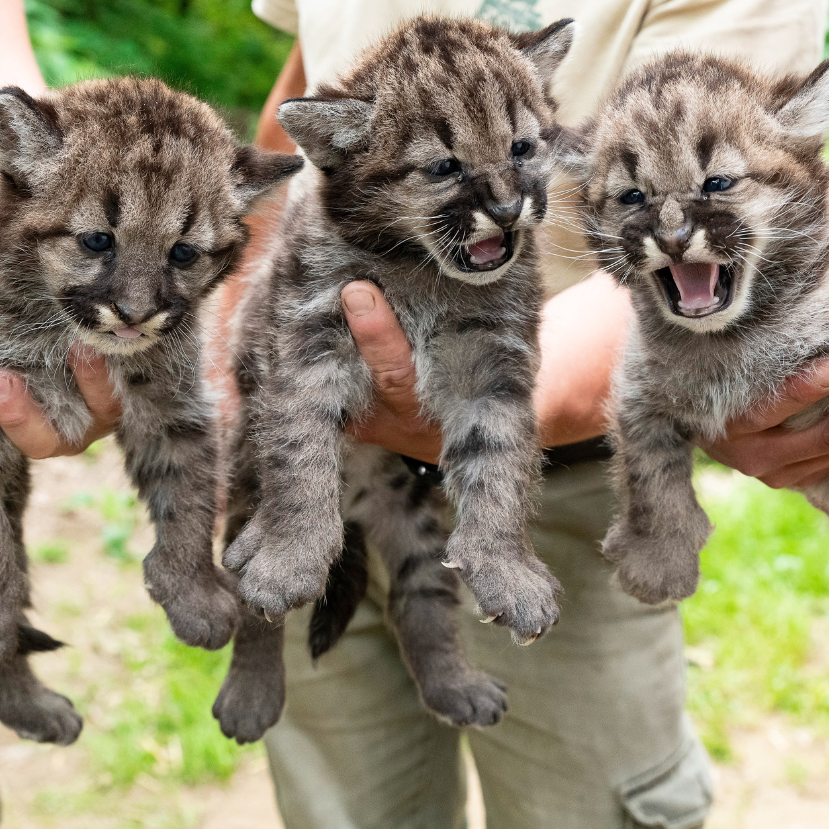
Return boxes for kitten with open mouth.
[554,50,829,604]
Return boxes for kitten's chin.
[77,329,159,355]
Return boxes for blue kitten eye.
[511,140,534,157]
[702,177,733,193]
[170,242,199,265]
[619,189,645,205]
[82,232,113,252]
[431,159,461,177]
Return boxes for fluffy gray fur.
[214,16,576,741]
[0,77,301,744]
[556,53,829,603]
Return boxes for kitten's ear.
[549,124,593,184]
[278,97,372,168]
[777,60,829,144]
[511,18,576,83]
[0,86,63,181]
[231,146,304,211]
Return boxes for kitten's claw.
[441,560,461,569]
[450,540,562,641]
[480,615,498,624]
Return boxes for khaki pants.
[264,462,713,829]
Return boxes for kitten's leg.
[212,606,285,744]
[223,316,370,619]
[0,437,30,662]
[425,330,560,643]
[603,394,711,604]
[120,381,238,651]
[346,449,507,727]
[213,396,287,744]
[0,616,82,746]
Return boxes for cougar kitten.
[557,53,829,603]
[0,78,301,744]
[213,16,574,741]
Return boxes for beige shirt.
[253,0,828,291]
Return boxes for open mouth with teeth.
[656,263,736,318]
[452,231,516,273]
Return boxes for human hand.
[702,360,829,488]
[0,346,120,459]
[341,281,442,464]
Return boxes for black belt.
[400,435,611,486]
[542,435,613,471]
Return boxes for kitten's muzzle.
[656,262,736,318]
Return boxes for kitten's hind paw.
[146,563,239,650]
[602,521,705,605]
[421,669,508,728]
[0,683,83,746]
[212,661,286,744]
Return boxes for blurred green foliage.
[25,0,293,136]
[685,470,829,761]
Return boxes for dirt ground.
[1,443,828,827]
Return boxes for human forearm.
[0,0,45,93]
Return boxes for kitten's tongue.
[113,327,143,340]
[467,233,506,265]
[669,263,720,311]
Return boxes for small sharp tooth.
[441,559,461,569]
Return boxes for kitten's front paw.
[212,660,285,744]
[224,521,333,618]
[145,558,239,650]
[602,520,707,605]
[0,683,83,746]
[421,669,508,728]
[454,546,561,642]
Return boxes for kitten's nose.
[486,198,523,228]
[113,300,159,325]
[654,224,693,259]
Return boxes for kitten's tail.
[17,624,65,656]
[308,522,368,660]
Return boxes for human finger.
[341,281,421,419]
[0,371,68,459]
[69,344,121,440]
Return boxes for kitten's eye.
[619,189,645,205]
[511,140,534,157]
[82,232,114,252]
[430,159,461,177]
[702,176,733,193]
[170,242,199,265]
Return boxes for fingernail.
[342,288,376,317]
[0,374,12,402]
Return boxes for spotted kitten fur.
[0,78,301,744]
[557,53,829,603]
[213,16,574,741]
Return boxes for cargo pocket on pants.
[618,733,713,829]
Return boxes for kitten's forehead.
[594,71,770,195]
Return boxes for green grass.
[684,468,829,761]
[32,539,70,564]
